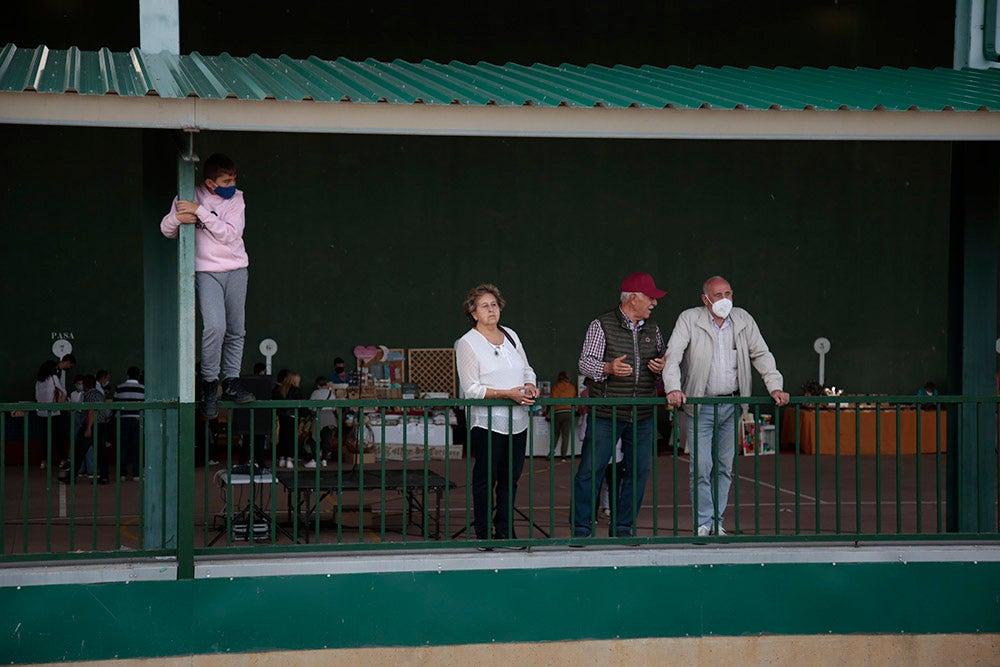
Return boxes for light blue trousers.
[685,403,737,530]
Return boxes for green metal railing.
[1,395,997,570]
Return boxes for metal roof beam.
[2,92,999,140]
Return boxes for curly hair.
[463,283,506,326]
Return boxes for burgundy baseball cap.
[621,272,667,298]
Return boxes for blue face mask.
[214,184,237,199]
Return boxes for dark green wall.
[1,561,998,663]
[0,125,952,400]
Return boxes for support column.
[947,141,999,533]
[141,130,197,577]
[175,135,197,579]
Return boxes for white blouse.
[455,326,537,435]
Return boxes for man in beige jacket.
[662,276,789,537]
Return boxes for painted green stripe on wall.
[2,561,998,664]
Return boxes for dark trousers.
[74,424,109,480]
[471,427,526,540]
[119,418,141,477]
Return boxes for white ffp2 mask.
[710,297,733,319]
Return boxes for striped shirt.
[113,379,145,419]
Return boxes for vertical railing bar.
[426,404,434,540]
[21,413,30,553]
[936,402,944,533]
[834,404,841,535]
[813,401,820,535]
[137,412,145,549]
[114,414,122,551]
[712,402,720,536]
[895,404,903,535]
[548,399,556,536]
[49,413,57,553]
[671,408,679,536]
[854,405,861,536]
[915,400,923,534]
[692,405,699,536]
[875,401,882,535]
[774,404,782,535]
[794,404,801,535]
[201,417,210,546]
[651,402,659,537]
[527,404,535,540]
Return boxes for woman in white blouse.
[455,284,538,546]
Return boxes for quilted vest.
[585,309,660,421]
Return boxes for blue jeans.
[685,404,737,530]
[573,415,653,537]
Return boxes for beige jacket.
[662,306,783,412]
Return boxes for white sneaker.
[304,460,317,469]
[284,459,295,469]
[697,523,726,537]
[321,459,328,467]
[278,457,287,468]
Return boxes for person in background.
[455,283,538,549]
[35,360,69,471]
[549,371,578,462]
[113,366,145,480]
[160,152,256,419]
[328,357,349,384]
[56,354,76,395]
[663,275,788,537]
[71,374,111,485]
[305,376,335,468]
[69,375,86,403]
[252,362,267,376]
[95,369,111,397]
[272,369,303,468]
[573,272,667,540]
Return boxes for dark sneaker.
[201,380,220,419]
[221,377,255,404]
[57,461,71,484]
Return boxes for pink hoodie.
[160,185,249,272]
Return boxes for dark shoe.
[57,461,71,484]
[476,545,494,552]
[221,377,255,404]
[97,477,109,485]
[201,380,220,419]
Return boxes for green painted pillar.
[141,131,198,577]
[947,141,999,533]
[142,130,179,552]
[174,135,197,580]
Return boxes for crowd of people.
[33,355,146,485]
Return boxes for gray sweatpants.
[196,268,248,383]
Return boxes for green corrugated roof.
[3,43,1000,111]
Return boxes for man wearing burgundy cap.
[573,272,668,540]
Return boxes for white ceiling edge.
[2,92,999,140]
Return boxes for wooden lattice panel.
[407,348,456,397]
